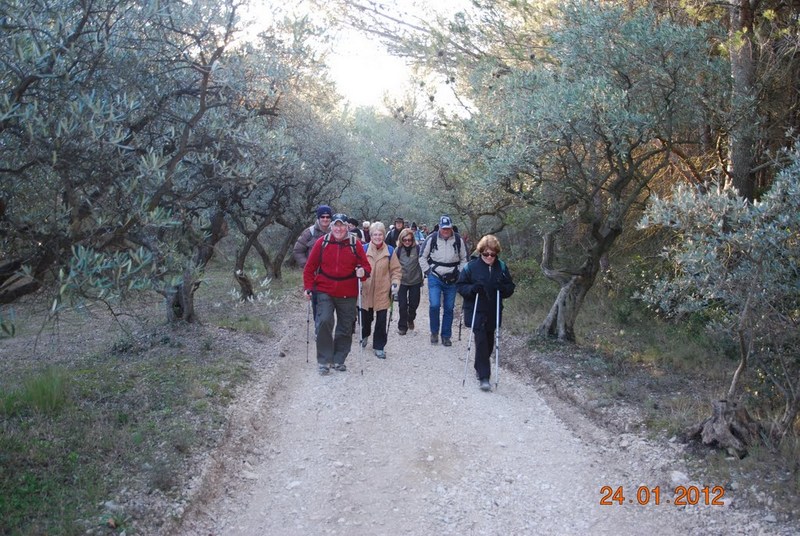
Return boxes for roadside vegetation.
[1,0,798,533]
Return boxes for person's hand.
[472,283,486,296]
[355,266,365,278]
[304,289,312,301]
[391,283,398,301]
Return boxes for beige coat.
[361,243,402,310]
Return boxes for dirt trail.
[174,293,784,535]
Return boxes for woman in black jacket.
[456,235,515,391]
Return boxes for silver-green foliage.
[0,0,309,315]
[638,142,800,431]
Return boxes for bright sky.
[243,0,471,109]
[326,32,413,109]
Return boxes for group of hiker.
[295,205,515,392]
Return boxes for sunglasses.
[401,237,414,242]
[481,252,497,258]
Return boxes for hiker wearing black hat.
[293,205,334,268]
[385,216,405,248]
[419,215,468,347]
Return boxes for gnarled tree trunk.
[537,232,600,342]
[685,400,761,458]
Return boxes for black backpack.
[425,232,463,283]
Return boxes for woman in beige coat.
[359,221,402,358]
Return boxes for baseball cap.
[439,215,453,229]
[331,213,348,224]
[316,205,332,218]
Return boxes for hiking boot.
[442,337,452,347]
[480,379,491,391]
[398,328,407,335]
[333,363,347,372]
[430,333,439,344]
[375,349,386,359]
[360,336,369,348]
[408,320,415,330]
[318,364,330,375]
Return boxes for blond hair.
[475,234,502,255]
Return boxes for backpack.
[426,232,463,281]
[316,233,360,281]
[427,231,462,258]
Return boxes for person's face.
[331,221,348,239]
[439,227,453,239]
[401,234,415,247]
[395,220,404,229]
[480,249,497,266]
[371,230,385,246]
[318,214,331,230]
[347,222,355,230]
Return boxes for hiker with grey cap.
[303,213,371,375]
[419,215,467,347]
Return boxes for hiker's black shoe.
[333,363,347,372]
[430,333,439,344]
[360,336,369,348]
[398,328,407,335]
[408,320,415,330]
[318,364,330,375]
[442,337,452,347]
[480,379,491,391]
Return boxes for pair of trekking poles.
[306,282,500,388]
[462,290,502,390]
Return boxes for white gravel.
[173,295,789,536]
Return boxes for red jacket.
[303,234,371,298]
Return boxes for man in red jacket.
[303,213,371,375]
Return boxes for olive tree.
[464,2,728,341]
[638,142,800,452]
[0,0,325,322]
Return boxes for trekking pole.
[306,299,311,363]
[458,295,462,341]
[387,293,394,338]
[495,289,501,389]
[357,275,364,375]
[462,294,479,386]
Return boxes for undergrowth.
[0,257,293,535]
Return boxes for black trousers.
[360,308,388,350]
[397,283,421,330]
[473,326,496,381]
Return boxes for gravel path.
[174,294,786,535]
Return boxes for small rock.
[285,480,301,490]
[670,470,689,486]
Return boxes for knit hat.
[316,205,332,219]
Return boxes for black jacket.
[456,256,515,330]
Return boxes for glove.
[472,283,486,296]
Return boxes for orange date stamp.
[600,485,726,506]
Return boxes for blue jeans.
[428,274,457,339]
